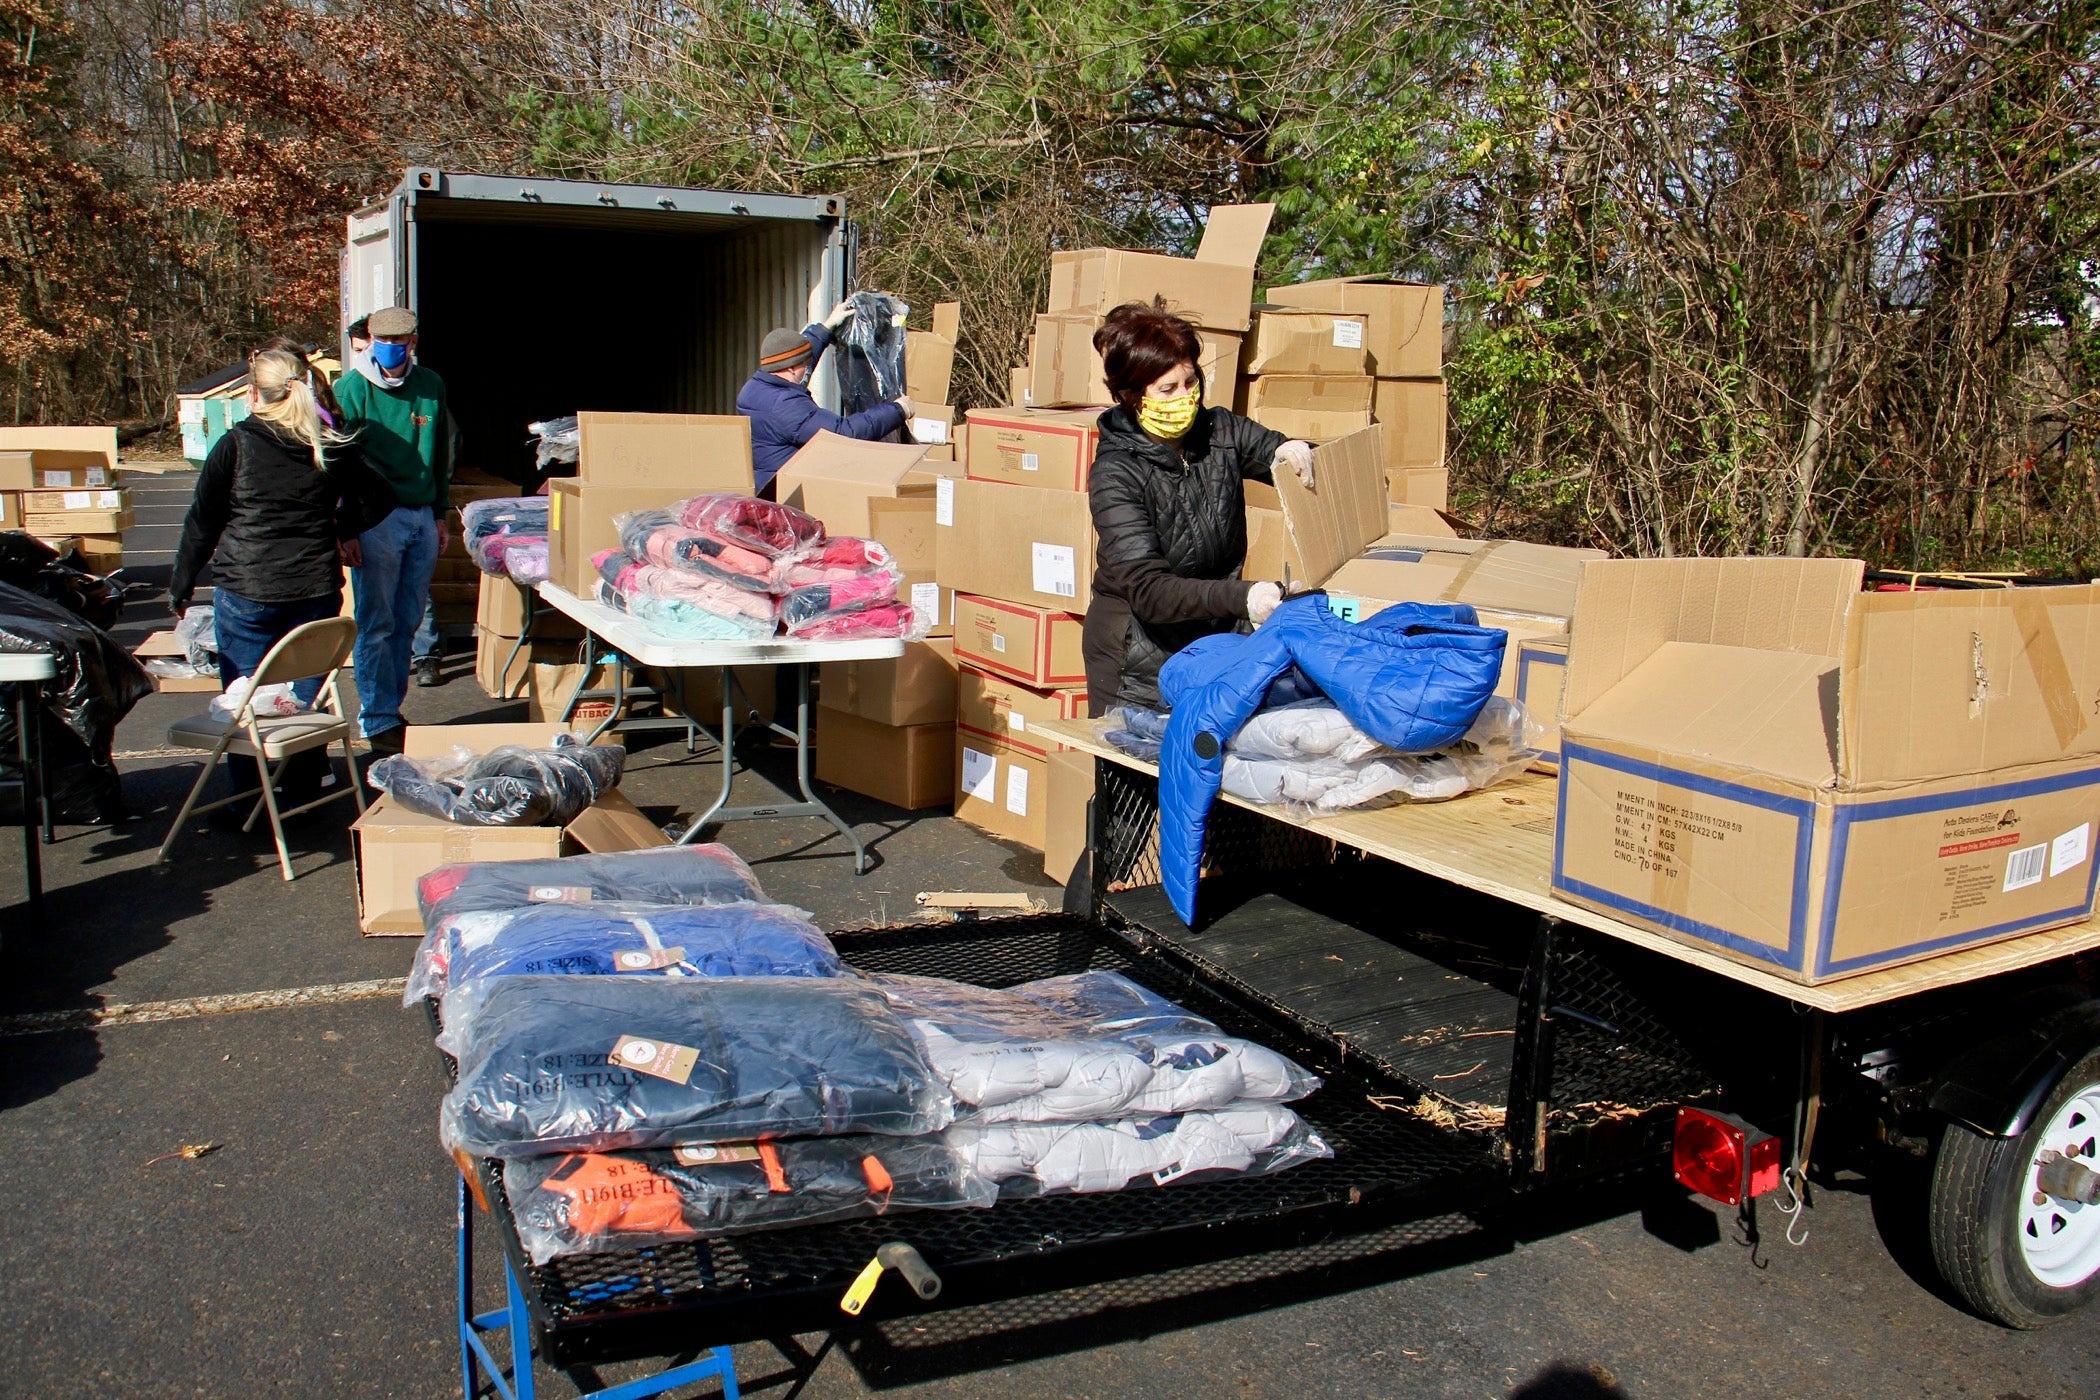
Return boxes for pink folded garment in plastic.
[595,549,779,625]
[781,573,899,629]
[678,494,826,557]
[783,537,896,589]
[787,601,921,641]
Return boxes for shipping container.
[342,168,850,484]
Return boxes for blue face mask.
[371,339,410,371]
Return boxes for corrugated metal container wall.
[690,220,840,416]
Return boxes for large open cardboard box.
[1552,558,2100,983]
[1047,205,1276,333]
[772,431,933,540]
[351,723,666,935]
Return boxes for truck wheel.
[1929,1051,2100,1327]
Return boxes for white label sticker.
[1005,765,1030,816]
[910,582,939,620]
[2051,823,2090,878]
[89,467,107,487]
[935,477,955,527]
[1031,543,1077,599]
[960,746,996,801]
[990,632,1007,653]
[911,416,949,445]
[1332,319,1365,349]
[2005,842,2048,892]
[40,471,66,488]
[1021,452,1040,473]
[62,491,90,509]
[1006,711,1026,731]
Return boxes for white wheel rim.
[2018,1081,2100,1288]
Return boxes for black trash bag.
[0,536,123,631]
[368,736,626,827]
[0,579,152,825]
[836,291,910,417]
[0,707,128,826]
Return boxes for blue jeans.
[413,598,442,663]
[211,588,342,707]
[352,506,439,737]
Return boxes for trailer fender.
[1930,1000,2100,1139]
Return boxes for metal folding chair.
[155,616,366,882]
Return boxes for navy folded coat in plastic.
[416,844,766,933]
[439,975,952,1158]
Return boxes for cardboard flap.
[1566,641,1838,786]
[565,789,671,852]
[1194,204,1276,267]
[931,301,961,340]
[403,722,579,758]
[779,430,930,488]
[1563,557,1866,724]
[1275,427,1388,586]
[1839,584,2100,786]
[575,413,754,490]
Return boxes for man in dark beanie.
[736,299,912,492]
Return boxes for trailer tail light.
[1673,1107,1782,1206]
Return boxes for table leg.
[16,680,42,930]
[786,663,869,874]
[677,666,739,846]
[28,682,50,845]
[498,588,535,700]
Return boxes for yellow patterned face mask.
[1137,389,1201,440]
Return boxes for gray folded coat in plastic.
[370,737,626,827]
[438,975,953,1158]
[945,1102,1331,1195]
[870,970,1318,1123]
[504,1135,996,1263]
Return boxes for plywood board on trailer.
[1032,717,2100,1014]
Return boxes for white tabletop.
[535,582,907,668]
[0,652,58,682]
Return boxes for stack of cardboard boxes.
[0,427,125,571]
[1265,278,1448,510]
[904,302,966,472]
[1235,305,1375,447]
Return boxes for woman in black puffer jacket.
[1083,300,1315,713]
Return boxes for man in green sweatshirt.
[334,305,450,752]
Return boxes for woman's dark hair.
[1093,298,1203,413]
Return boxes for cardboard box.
[1265,279,1444,378]
[1048,205,1275,332]
[474,625,580,700]
[957,665,1086,758]
[0,494,16,529]
[951,595,1087,688]
[935,478,1095,611]
[1241,375,1374,442]
[1044,747,1095,887]
[75,534,122,573]
[1373,378,1448,469]
[133,630,222,693]
[351,723,663,935]
[23,508,134,535]
[0,457,28,493]
[1026,315,1238,413]
[906,302,961,406]
[526,658,622,725]
[549,480,687,598]
[820,637,958,728]
[1241,308,1371,376]
[24,452,116,490]
[815,706,955,811]
[908,406,956,448]
[574,412,754,490]
[0,427,117,471]
[655,665,777,726]
[476,573,584,641]
[964,408,1104,492]
[24,488,124,514]
[1008,368,1033,408]
[868,495,951,637]
[773,431,933,539]
[1514,636,1568,771]
[955,731,1048,849]
[1389,467,1450,510]
[1552,559,2100,983]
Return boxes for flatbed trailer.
[436,721,2100,1398]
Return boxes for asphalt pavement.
[1,476,2096,1398]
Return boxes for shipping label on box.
[951,595,1087,688]
[964,408,1103,491]
[1265,279,1444,377]
[0,492,14,528]
[936,478,1096,611]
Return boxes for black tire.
[1929,1050,2100,1327]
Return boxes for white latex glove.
[894,394,916,417]
[824,300,855,328]
[1247,581,1283,626]
[1275,440,1315,488]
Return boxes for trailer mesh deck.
[455,914,1499,1367]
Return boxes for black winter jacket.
[170,417,397,607]
[1083,405,1286,712]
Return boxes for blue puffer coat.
[1156,595,1507,923]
